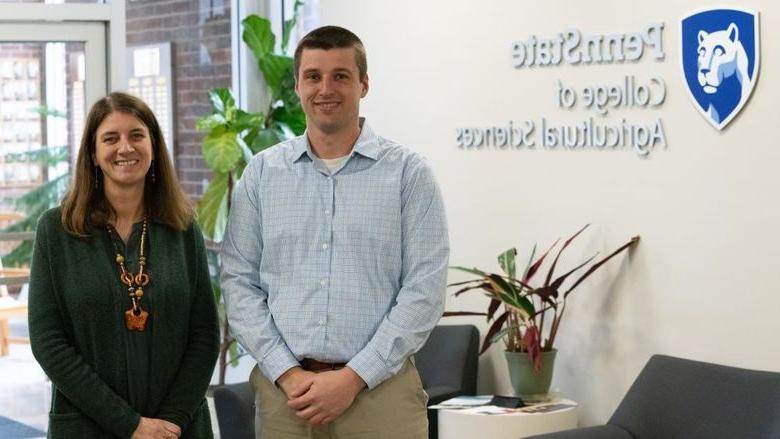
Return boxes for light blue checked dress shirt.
[220,120,449,389]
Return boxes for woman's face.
[93,111,153,191]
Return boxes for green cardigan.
[29,208,219,438]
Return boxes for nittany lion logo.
[681,8,760,130]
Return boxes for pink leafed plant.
[445,225,639,370]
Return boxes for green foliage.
[3,146,69,166]
[195,8,306,383]
[1,107,69,267]
[197,171,229,243]
[195,11,307,240]
[28,105,66,118]
[203,126,244,174]
[446,226,639,371]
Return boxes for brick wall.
[126,0,232,199]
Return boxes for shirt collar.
[291,117,380,163]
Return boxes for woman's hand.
[131,417,181,439]
[159,419,182,438]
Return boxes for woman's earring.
[93,166,99,188]
[150,160,156,184]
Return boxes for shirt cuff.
[259,343,300,384]
[347,347,391,390]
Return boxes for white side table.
[438,398,578,439]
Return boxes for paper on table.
[428,395,492,409]
[519,403,577,414]
[432,395,576,415]
[464,405,514,415]
[463,402,577,415]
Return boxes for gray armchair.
[527,354,780,439]
[213,324,480,439]
[212,381,255,439]
[415,324,480,439]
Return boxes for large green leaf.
[515,294,536,318]
[208,88,235,114]
[497,248,517,279]
[242,15,275,60]
[196,113,228,132]
[242,128,259,154]
[202,127,243,173]
[487,273,535,318]
[236,135,254,164]
[197,172,229,241]
[259,54,293,93]
[487,274,516,298]
[275,68,300,105]
[233,109,264,132]
[272,105,306,135]
[251,127,284,154]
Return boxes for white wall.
[321,0,780,426]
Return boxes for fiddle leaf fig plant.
[445,225,639,371]
[196,12,307,241]
[195,4,306,384]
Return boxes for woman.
[29,92,219,439]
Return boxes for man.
[221,25,449,438]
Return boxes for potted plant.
[445,225,639,397]
[196,5,305,385]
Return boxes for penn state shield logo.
[681,8,760,130]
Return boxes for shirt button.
[324,209,330,215]
[318,319,326,325]
[322,243,329,250]
[320,279,326,287]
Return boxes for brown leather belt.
[300,358,347,372]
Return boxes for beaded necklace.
[107,218,151,331]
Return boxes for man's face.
[295,47,368,137]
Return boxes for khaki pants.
[251,359,428,439]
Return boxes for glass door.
[0,22,105,237]
[0,21,106,432]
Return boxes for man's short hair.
[294,26,367,81]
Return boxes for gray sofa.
[527,354,780,439]
[213,324,479,439]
